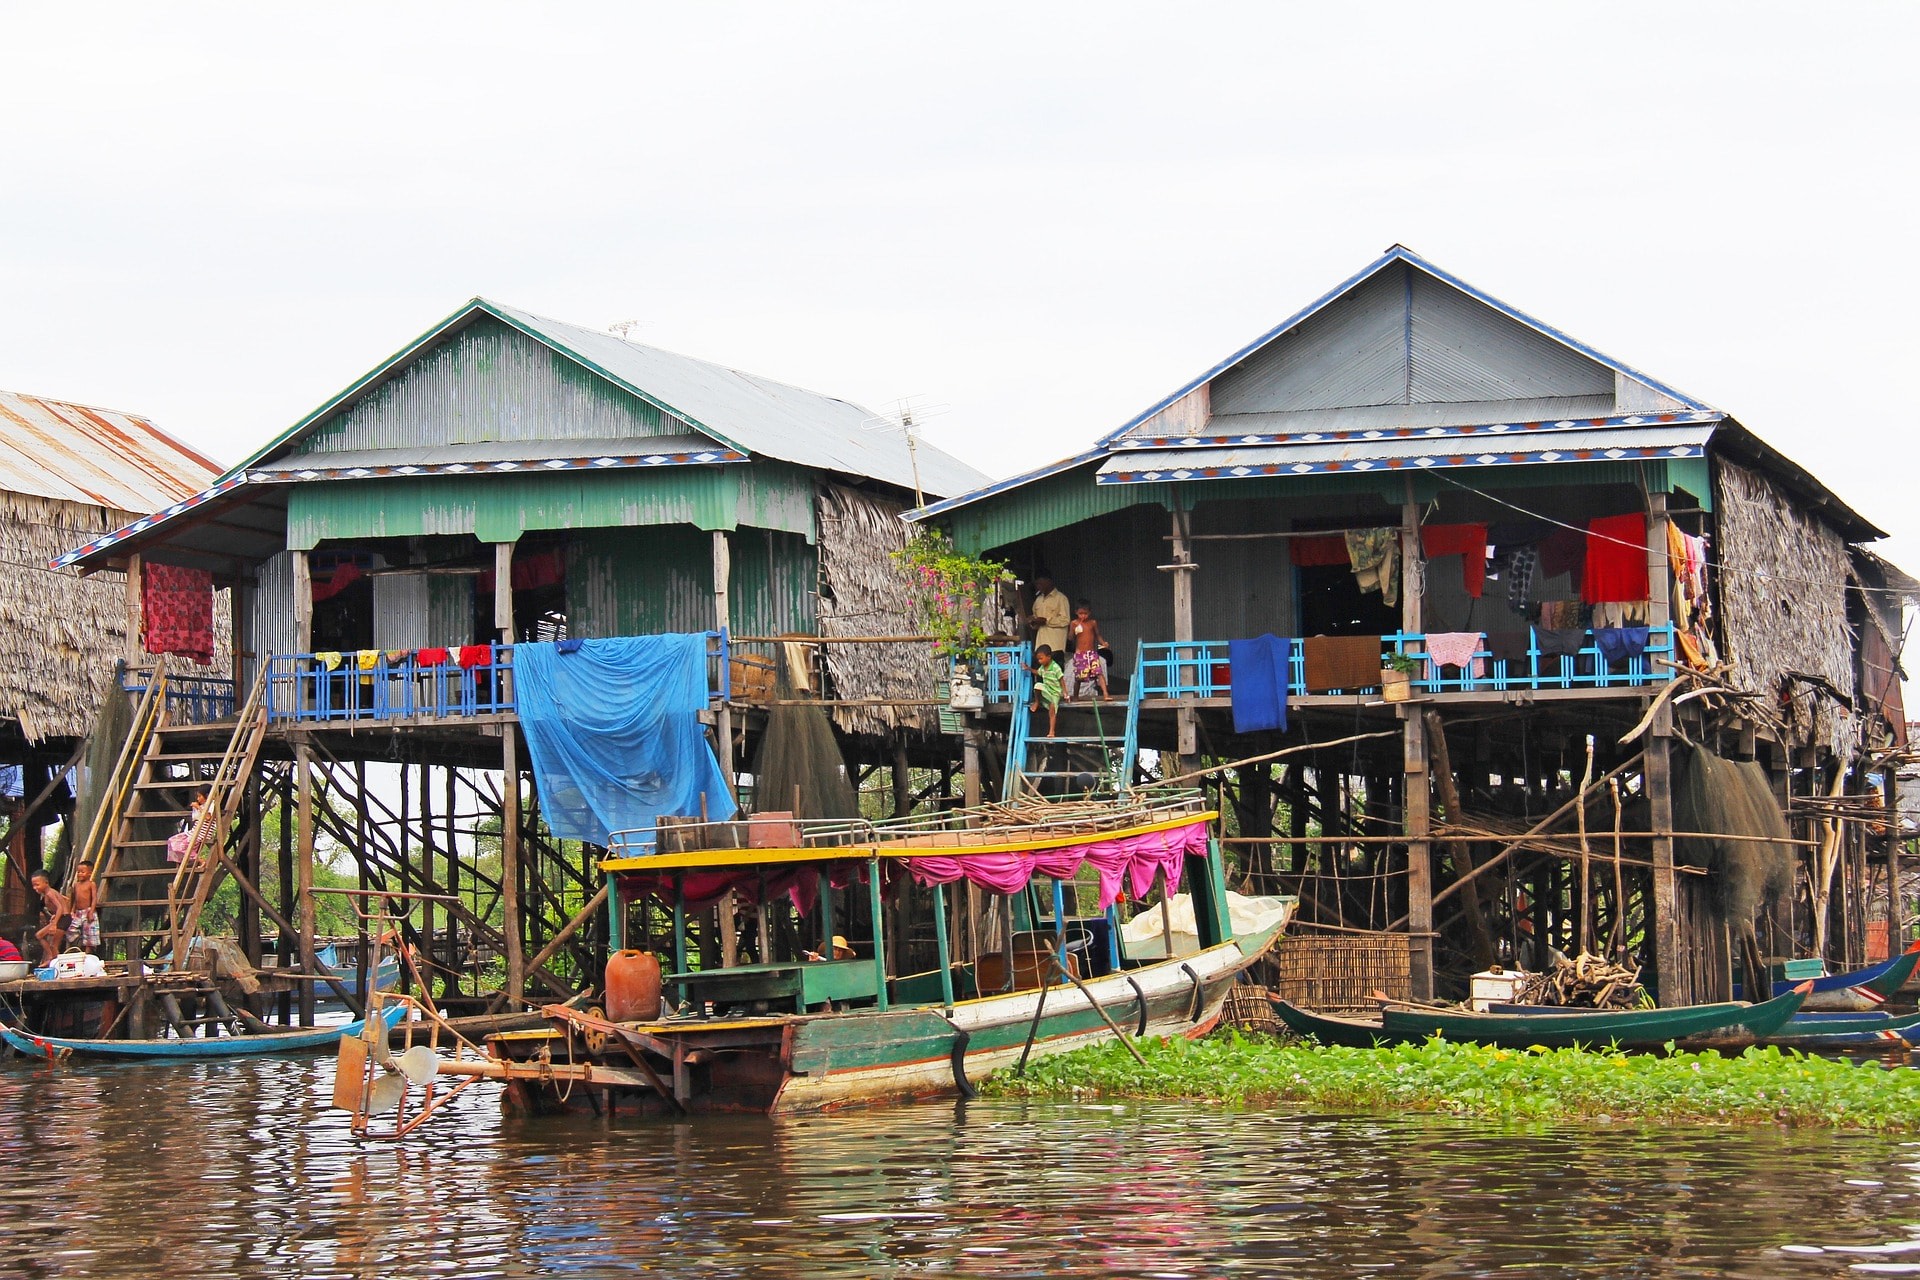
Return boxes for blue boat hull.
[1,1004,406,1061]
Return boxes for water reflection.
[2,1052,1918,1278]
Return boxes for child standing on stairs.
[1066,601,1110,701]
[1028,646,1063,738]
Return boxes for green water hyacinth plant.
[984,1032,1920,1130]
[894,529,1014,664]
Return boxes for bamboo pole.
[1575,736,1594,956]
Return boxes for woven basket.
[1271,933,1412,1011]
[1221,982,1280,1034]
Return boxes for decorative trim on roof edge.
[1109,410,1722,452]
[1097,443,1707,485]
[52,448,751,569]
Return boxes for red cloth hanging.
[309,561,363,603]
[477,547,566,593]
[456,644,494,669]
[1419,523,1488,598]
[1538,526,1586,584]
[1582,513,1650,604]
[416,647,450,667]
[142,562,214,666]
[1289,534,1351,567]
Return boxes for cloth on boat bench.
[1227,635,1290,733]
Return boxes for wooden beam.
[502,728,525,1002]
[493,540,515,642]
[1646,700,1683,1004]
[125,552,144,664]
[1402,708,1433,999]
[292,550,313,654]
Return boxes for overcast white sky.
[3,4,1916,562]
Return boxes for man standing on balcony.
[1027,575,1070,658]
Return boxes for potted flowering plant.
[1380,651,1419,702]
[893,529,1014,682]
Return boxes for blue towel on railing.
[1595,626,1650,663]
[1227,635,1290,734]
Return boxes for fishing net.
[1672,745,1794,922]
[751,672,858,820]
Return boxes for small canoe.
[1491,1001,1920,1051]
[1735,940,1920,1012]
[1268,998,1400,1047]
[1,1003,407,1062]
[1337,985,1810,1051]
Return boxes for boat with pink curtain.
[333,789,1292,1130]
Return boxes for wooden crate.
[1270,933,1412,1011]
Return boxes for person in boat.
[30,870,69,964]
[1028,645,1063,738]
[1065,600,1110,701]
[803,935,857,962]
[68,861,100,954]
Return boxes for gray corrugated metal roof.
[1095,424,1717,482]
[484,302,987,499]
[0,390,220,513]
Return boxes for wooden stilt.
[502,730,525,1003]
[295,744,317,1027]
[1403,708,1434,1000]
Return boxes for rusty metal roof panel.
[0,391,220,513]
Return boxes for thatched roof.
[1715,458,1860,763]
[815,483,940,739]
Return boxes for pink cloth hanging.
[1422,632,1486,679]
[904,819,1210,911]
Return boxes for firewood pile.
[1515,952,1646,1009]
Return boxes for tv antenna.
[862,395,948,508]
[608,319,643,341]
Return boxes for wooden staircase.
[88,668,271,969]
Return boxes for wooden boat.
[2,1003,407,1062]
[1734,939,1920,1012]
[315,944,401,999]
[334,792,1294,1134]
[1269,985,1811,1051]
[1487,994,1906,1051]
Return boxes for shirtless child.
[68,861,100,953]
[1066,601,1110,700]
[31,871,69,964]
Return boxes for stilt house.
[910,246,1913,1005]
[54,300,984,1012]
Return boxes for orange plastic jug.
[606,949,662,1023]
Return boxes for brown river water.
[4,1053,1920,1279]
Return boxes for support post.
[1400,482,1423,637]
[493,541,515,643]
[1646,700,1684,1005]
[295,745,317,1027]
[1403,707,1433,1000]
[711,531,735,783]
[1170,505,1197,764]
[961,726,982,809]
[868,856,889,1011]
[292,550,312,655]
[502,730,525,1004]
[125,553,143,664]
[1646,490,1672,631]
[931,881,955,1007]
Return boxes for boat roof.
[600,805,1217,874]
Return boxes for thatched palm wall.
[0,493,232,747]
[815,483,938,739]
[1714,459,1860,763]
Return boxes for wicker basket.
[1221,982,1280,1034]
[1271,933,1412,1011]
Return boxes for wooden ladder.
[163,666,272,967]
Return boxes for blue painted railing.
[1132,626,1678,700]
[123,670,236,724]
[264,631,731,724]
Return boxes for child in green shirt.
[1029,645,1063,737]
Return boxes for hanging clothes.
[1226,635,1289,734]
[1486,630,1534,666]
[1595,627,1650,663]
[1591,600,1646,630]
[416,647,450,667]
[313,651,344,671]
[1422,632,1486,679]
[1536,628,1588,657]
[142,562,215,666]
[456,644,494,669]
[1343,529,1399,608]
[1499,544,1538,614]
[1303,635,1383,693]
[1538,526,1585,590]
[356,649,381,686]
[1419,523,1488,598]
[1583,513,1649,604]
[1290,534,1352,567]
[1539,599,1584,630]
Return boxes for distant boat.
[315,944,402,999]
[1483,1001,1920,1051]
[1,1004,407,1062]
[1270,984,1810,1051]
[1733,940,1920,1013]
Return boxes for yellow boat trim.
[600,811,1218,873]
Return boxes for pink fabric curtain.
[904,819,1209,910]
[619,860,869,913]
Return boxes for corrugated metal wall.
[298,315,689,453]
[569,525,718,638]
[250,551,300,680]
[1201,262,1615,417]
[728,527,818,638]
[373,570,431,648]
[285,462,816,549]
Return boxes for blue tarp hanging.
[513,635,736,846]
